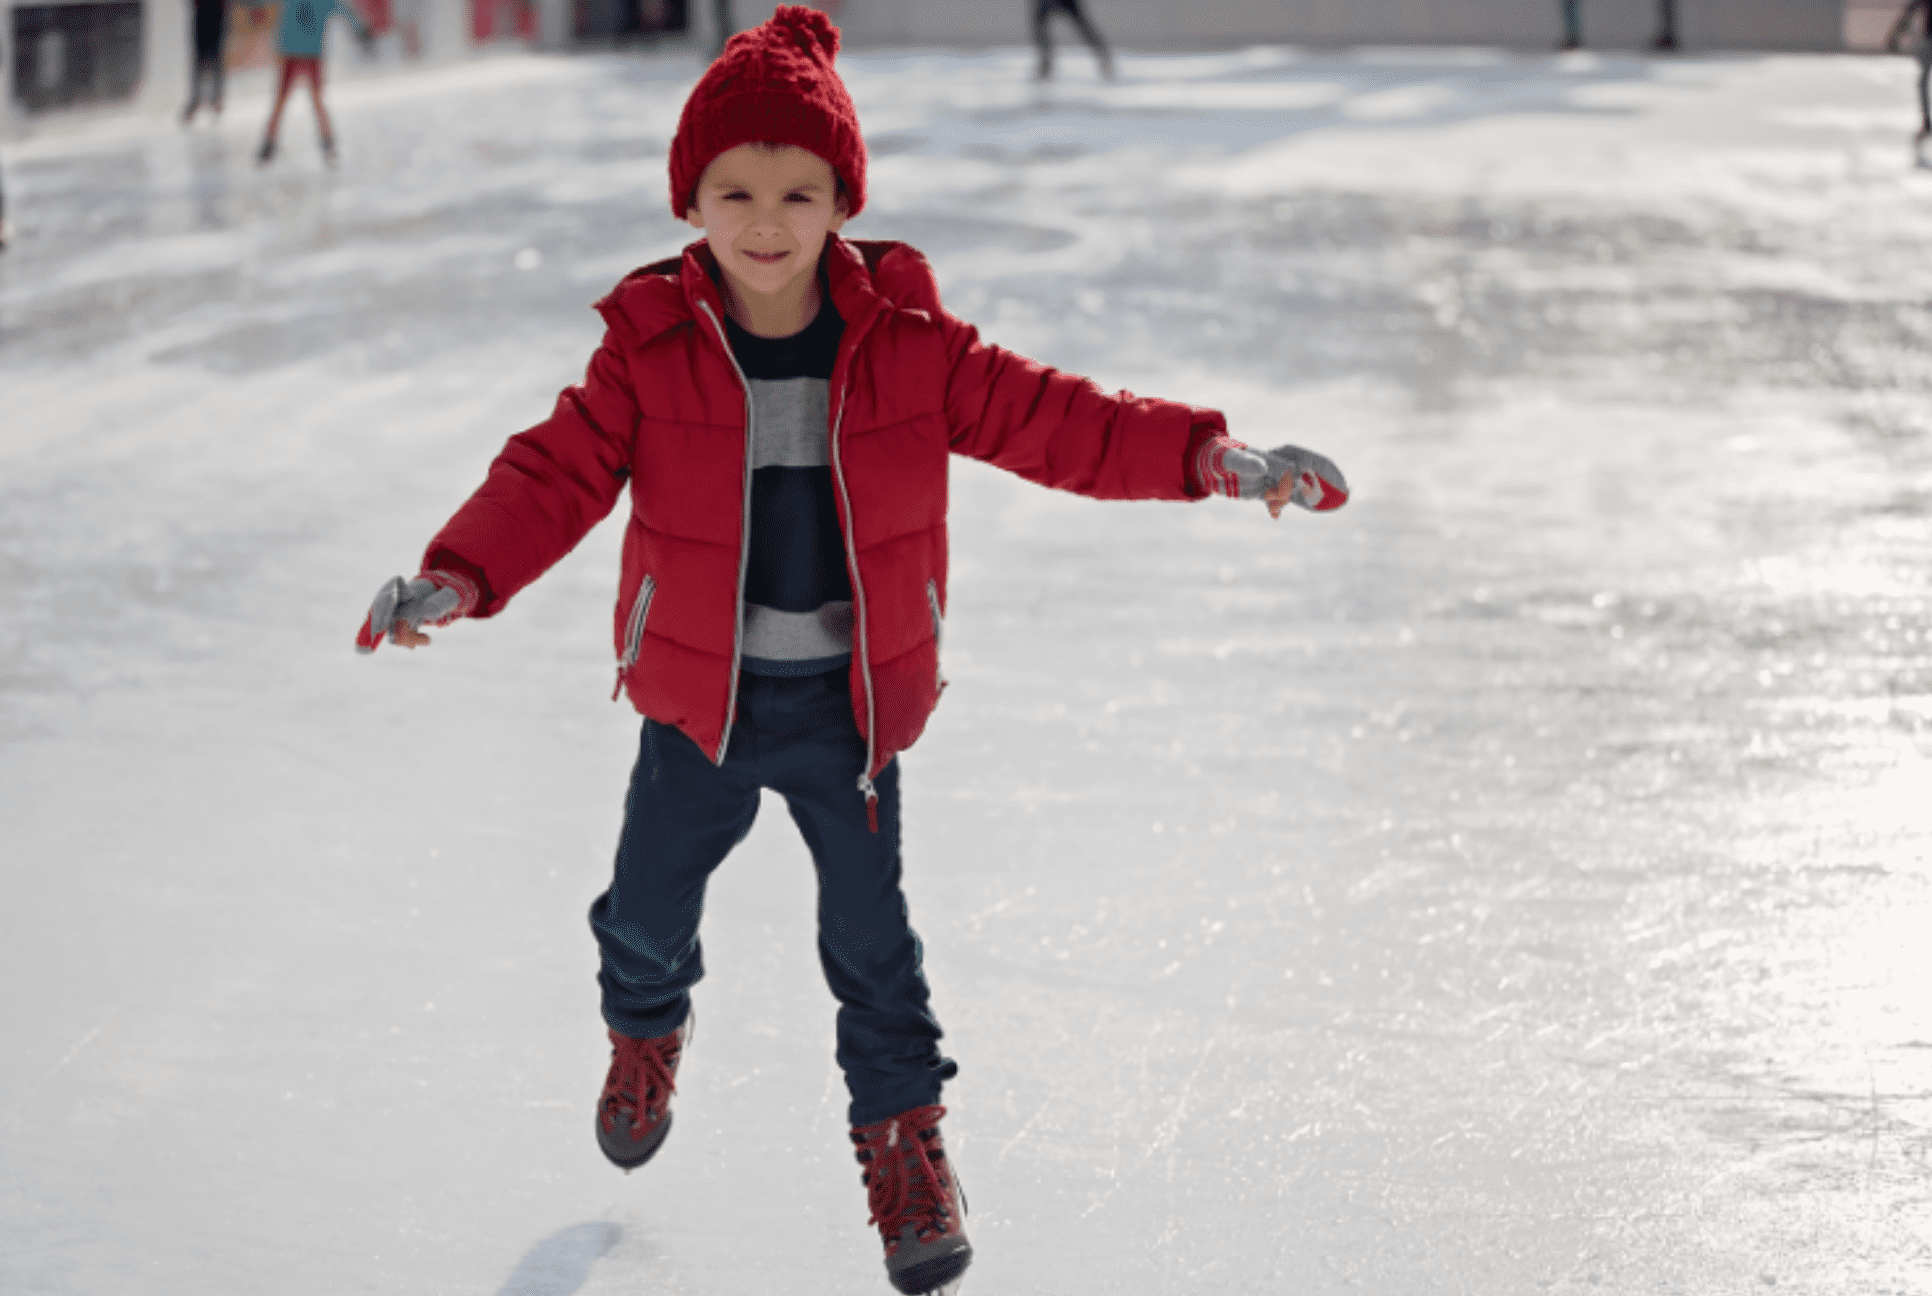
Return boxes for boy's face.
[685,144,848,303]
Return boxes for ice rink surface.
[3,42,1931,1296]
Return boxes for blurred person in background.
[1,37,8,250]
[1889,0,1932,147]
[247,0,375,165]
[1559,0,1581,49]
[181,0,229,124]
[1556,1,1676,52]
[711,0,734,58]
[1033,0,1111,80]
[396,0,425,56]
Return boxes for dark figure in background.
[1653,0,1677,50]
[1889,0,1932,144]
[1,39,8,252]
[1033,0,1111,80]
[182,0,229,123]
[711,0,733,58]
[1557,1,1676,52]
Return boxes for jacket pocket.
[612,573,657,701]
[927,578,946,692]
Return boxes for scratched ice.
[2,45,1930,1296]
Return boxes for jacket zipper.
[698,298,757,767]
[611,573,657,701]
[926,577,946,693]
[828,374,882,832]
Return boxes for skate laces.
[600,1029,681,1135]
[852,1104,955,1252]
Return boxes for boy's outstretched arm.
[353,327,641,652]
[937,314,1209,501]
[933,306,1348,513]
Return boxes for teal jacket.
[250,0,368,58]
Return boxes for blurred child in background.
[248,0,374,165]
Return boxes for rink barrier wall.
[826,0,1849,54]
[0,0,1882,144]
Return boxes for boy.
[356,10,1347,1294]
[247,0,374,165]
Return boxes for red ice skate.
[852,1104,972,1295]
[595,1014,691,1171]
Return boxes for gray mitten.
[355,571,479,653]
[1193,434,1350,512]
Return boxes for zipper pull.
[857,772,879,834]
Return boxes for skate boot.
[257,137,276,165]
[852,1104,972,1295]
[321,134,339,167]
[595,1014,690,1171]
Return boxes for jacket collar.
[819,236,888,337]
[677,240,730,326]
[674,235,886,340]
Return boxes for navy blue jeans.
[588,670,955,1125]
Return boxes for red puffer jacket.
[423,236,1222,790]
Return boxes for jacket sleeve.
[939,310,1224,502]
[421,331,638,616]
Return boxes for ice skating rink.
[4,43,1931,1296]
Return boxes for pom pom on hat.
[669,5,867,219]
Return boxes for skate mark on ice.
[0,1023,105,1132]
[494,1221,622,1296]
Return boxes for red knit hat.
[668,6,867,220]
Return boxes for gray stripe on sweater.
[742,601,854,660]
[749,378,830,469]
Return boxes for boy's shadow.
[494,1221,623,1296]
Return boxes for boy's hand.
[1259,444,1350,517]
[355,571,480,653]
[1194,435,1349,518]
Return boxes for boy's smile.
[686,143,849,337]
